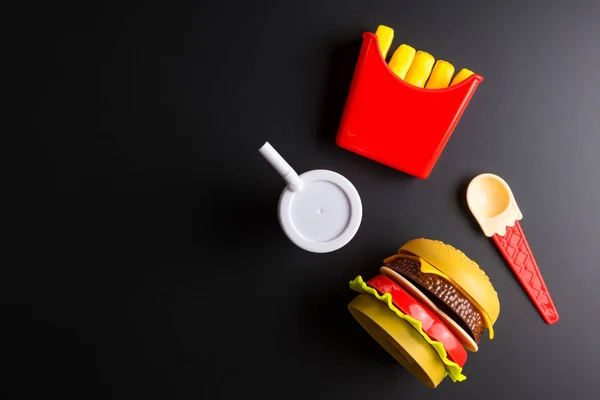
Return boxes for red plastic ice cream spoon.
[466,173,559,324]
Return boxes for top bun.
[399,238,500,325]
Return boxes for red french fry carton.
[336,31,483,179]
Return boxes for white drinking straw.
[258,142,304,192]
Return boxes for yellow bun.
[399,239,500,326]
[348,294,446,388]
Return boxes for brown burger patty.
[386,256,485,343]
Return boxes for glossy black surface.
[5,1,600,398]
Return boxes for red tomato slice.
[367,275,467,367]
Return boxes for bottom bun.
[348,293,446,388]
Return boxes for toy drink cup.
[259,142,362,253]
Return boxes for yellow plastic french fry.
[425,60,455,89]
[450,68,474,86]
[375,25,394,59]
[405,51,435,88]
[388,44,416,80]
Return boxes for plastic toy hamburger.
[348,238,500,387]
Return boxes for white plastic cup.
[259,142,362,253]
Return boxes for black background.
[5,1,600,399]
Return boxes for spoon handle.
[492,221,559,324]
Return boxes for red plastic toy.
[467,173,559,325]
[336,31,483,179]
[493,222,559,324]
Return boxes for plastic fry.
[405,51,435,88]
[426,60,455,89]
[375,25,394,59]
[450,68,474,86]
[388,44,416,80]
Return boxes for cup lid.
[278,169,362,253]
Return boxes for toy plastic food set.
[467,173,559,324]
[336,25,482,179]
[348,239,500,388]
[258,23,559,389]
[259,142,362,253]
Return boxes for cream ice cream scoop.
[466,173,559,324]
